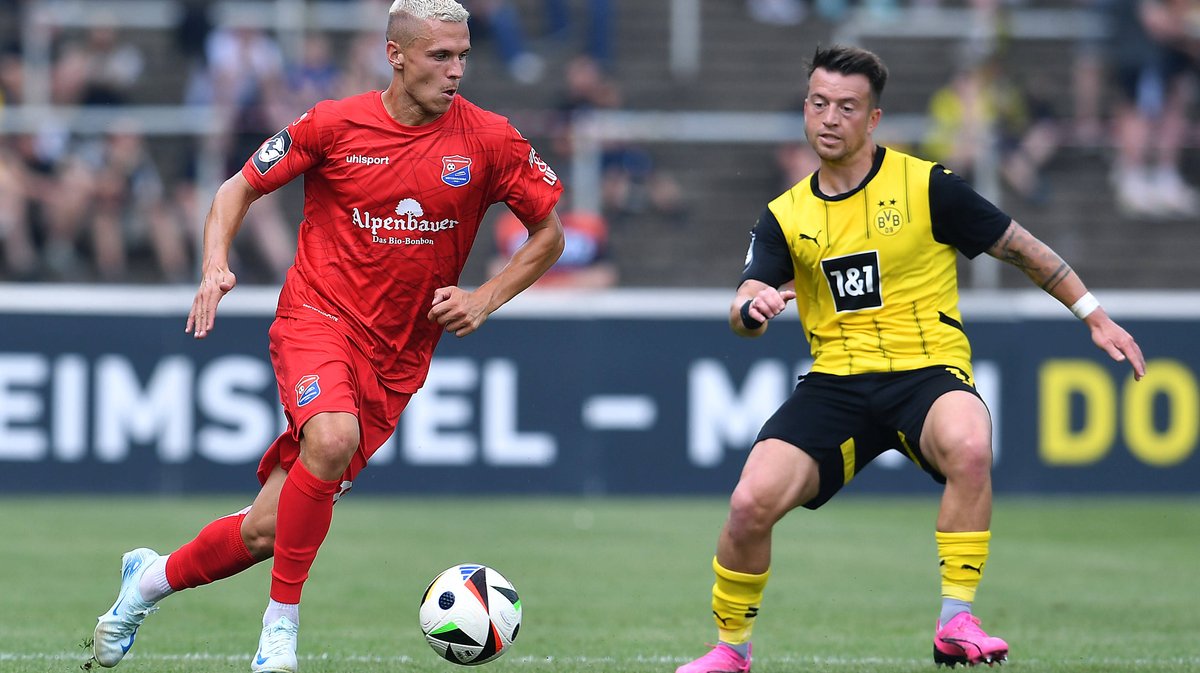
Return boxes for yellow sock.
[710,556,769,645]
[936,530,991,602]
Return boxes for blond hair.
[388,0,469,23]
[387,0,468,46]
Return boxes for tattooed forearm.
[989,222,1074,290]
[1040,261,1071,292]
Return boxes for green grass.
[3,495,1198,672]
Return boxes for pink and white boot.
[934,612,1008,667]
[675,643,751,673]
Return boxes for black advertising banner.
[0,288,1196,495]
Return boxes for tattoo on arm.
[991,223,1074,291]
[1040,262,1071,293]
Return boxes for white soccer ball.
[419,563,522,666]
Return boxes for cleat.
[676,642,751,673]
[252,616,299,673]
[92,548,161,667]
[934,612,1008,667]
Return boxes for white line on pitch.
[11,652,1200,667]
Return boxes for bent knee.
[727,487,785,539]
[936,434,993,484]
[299,436,358,478]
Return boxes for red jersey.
[241,92,563,392]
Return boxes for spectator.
[87,122,193,282]
[0,44,37,280]
[463,0,546,83]
[339,29,396,97]
[78,20,146,105]
[543,0,615,71]
[175,0,214,103]
[287,32,343,110]
[464,0,616,81]
[0,141,37,280]
[553,55,687,224]
[921,45,1059,204]
[1070,0,1110,148]
[43,19,145,108]
[185,25,296,284]
[1107,0,1199,218]
[0,41,19,106]
[33,150,95,281]
[773,141,820,194]
[489,208,617,288]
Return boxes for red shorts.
[258,316,411,492]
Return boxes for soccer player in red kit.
[90,2,564,672]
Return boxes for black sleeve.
[739,207,794,288]
[928,165,1012,259]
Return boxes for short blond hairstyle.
[388,0,469,23]
[387,0,469,46]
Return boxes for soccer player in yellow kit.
[675,44,1146,672]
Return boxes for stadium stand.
[1,0,1196,288]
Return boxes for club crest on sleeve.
[441,155,472,187]
[253,129,292,175]
[295,374,321,407]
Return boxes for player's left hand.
[1086,310,1146,381]
[429,286,490,337]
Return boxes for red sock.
[271,460,339,604]
[165,511,257,590]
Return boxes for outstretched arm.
[986,220,1146,380]
[185,172,263,339]
[429,208,565,337]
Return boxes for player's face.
[391,19,471,124]
[803,68,881,164]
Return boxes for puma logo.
[798,231,820,247]
[939,560,983,574]
[712,607,758,626]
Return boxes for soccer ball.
[419,563,522,665]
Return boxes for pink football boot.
[934,612,1009,667]
[675,643,751,673]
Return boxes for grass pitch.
[2,495,1197,673]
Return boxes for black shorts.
[756,365,984,510]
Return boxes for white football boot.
[92,548,161,667]
[252,616,299,673]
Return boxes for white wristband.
[1069,292,1100,319]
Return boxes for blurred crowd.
[0,0,630,286]
[767,0,1200,220]
[1,0,1198,285]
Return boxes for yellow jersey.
[741,146,1010,377]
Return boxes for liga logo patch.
[252,128,292,175]
[441,155,472,187]
[295,374,321,407]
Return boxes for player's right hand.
[746,287,797,324]
[186,267,237,339]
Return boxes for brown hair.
[807,44,889,108]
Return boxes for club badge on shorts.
[441,155,472,187]
[296,374,321,407]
